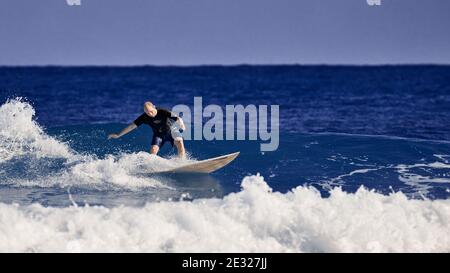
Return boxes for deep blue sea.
[1,66,450,252]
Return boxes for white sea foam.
[62,152,177,189]
[323,161,450,194]
[0,174,449,253]
[5,152,184,190]
[394,161,450,195]
[0,98,73,162]
[434,154,450,164]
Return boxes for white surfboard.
[156,152,240,174]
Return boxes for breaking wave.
[1,175,449,253]
[0,98,187,190]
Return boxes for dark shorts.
[151,133,175,148]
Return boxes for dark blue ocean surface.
[0,66,450,206]
[1,66,450,140]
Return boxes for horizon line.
[1,63,450,68]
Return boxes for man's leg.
[150,135,163,155]
[150,145,160,155]
[174,137,186,159]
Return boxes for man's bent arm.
[178,117,186,131]
[108,123,137,139]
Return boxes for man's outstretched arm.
[108,123,137,139]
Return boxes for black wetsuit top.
[133,108,178,136]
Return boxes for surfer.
[108,101,186,158]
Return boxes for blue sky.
[1,0,449,65]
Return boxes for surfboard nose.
[228,151,240,160]
[155,151,241,174]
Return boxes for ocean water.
[1,66,450,252]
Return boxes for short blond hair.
[144,101,155,108]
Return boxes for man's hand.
[108,133,120,140]
[107,123,137,140]
[178,118,186,131]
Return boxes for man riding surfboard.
[108,101,186,158]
